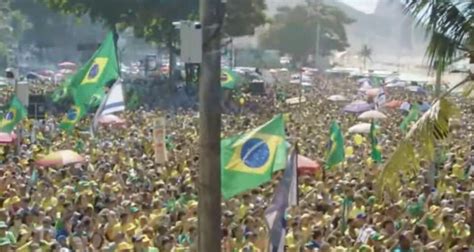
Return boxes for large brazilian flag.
[221,114,286,199]
[59,32,119,133]
[70,32,119,107]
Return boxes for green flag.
[59,104,86,133]
[51,77,72,103]
[325,121,345,169]
[0,96,27,133]
[221,114,286,199]
[369,120,382,163]
[221,69,239,89]
[400,104,420,132]
[70,32,119,107]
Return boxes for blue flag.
[264,148,298,252]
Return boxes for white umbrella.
[358,110,387,120]
[327,95,348,101]
[348,123,374,134]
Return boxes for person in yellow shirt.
[349,195,366,219]
[240,232,261,252]
[238,194,254,220]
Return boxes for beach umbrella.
[343,102,373,113]
[297,155,321,175]
[348,123,375,134]
[384,100,404,109]
[36,150,85,166]
[98,114,126,126]
[40,70,55,77]
[58,62,77,69]
[365,88,381,98]
[406,86,426,94]
[327,95,348,101]
[385,81,407,88]
[358,110,387,120]
[0,132,16,145]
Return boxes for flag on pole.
[400,104,420,132]
[369,120,382,163]
[375,89,386,110]
[325,121,345,169]
[221,69,239,89]
[91,79,125,135]
[265,148,298,252]
[0,96,27,133]
[51,77,72,103]
[221,114,286,199]
[59,104,86,133]
[70,32,119,107]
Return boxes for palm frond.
[462,80,474,97]
[377,98,459,197]
[376,141,417,198]
[403,0,473,71]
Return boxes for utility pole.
[313,0,322,69]
[315,22,321,69]
[198,0,224,251]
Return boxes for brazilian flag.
[369,120,382,163]
[221,114,286,199]
[221,69,239,89]
[51,77,72,103]
[59,104,86,133]
[325,121,345,169]
[0,96,27,133]
[70,32,119,108]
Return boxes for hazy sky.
[338,0,380,14]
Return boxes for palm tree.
[376,1,473,197]
[359,44,372,70]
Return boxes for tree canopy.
[259,3,353,63]
[41,0,267,44]
[0,0,30,67]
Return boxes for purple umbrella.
[343,102,373,113]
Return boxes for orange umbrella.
[384,100,404,109]
[297,155,321,175]
[36,150,85,167]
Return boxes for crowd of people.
[0,73,472,251]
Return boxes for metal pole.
[315,22,320,69]
[313,0,322,69]
[198,0,223,250]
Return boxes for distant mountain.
[325,0,427,62]
[260,0,427,63]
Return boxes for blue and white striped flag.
[91,78,125,135]
[265,148,298,252]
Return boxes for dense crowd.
[0,74,472,252]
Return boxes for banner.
[154,117,167,164]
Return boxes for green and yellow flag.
[0,96,27,133]
[369,120,382,163]
[221,69,239,89]
[400,104,420,132]
[221,114,286,199]
[325,121,345,169]
[59,104,86,133]
[51,77,72,103]
[70,32,119,107]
